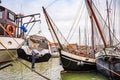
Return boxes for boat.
[48,41,59,58]
[42,5,96,71]
[84,0,120,79]
[0,5,24,68]
[15,12,51,63]
[16,14,51,63]
[17,34,51,63]
[0,5,51,69]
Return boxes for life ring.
[6,25,15,35]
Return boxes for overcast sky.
[1,0,120,45]
[1,0,83,43]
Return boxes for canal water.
[61,71,107,80]
[0,58,107,80]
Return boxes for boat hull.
[0,37,24,65]
[0,37,24,49]
[60,50,96,71]
[17,48,51,63]
[0,49,17,63]
[96,55,120,80]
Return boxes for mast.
[79,26,81,45]
[106,0,112,46]
[84,26,87,54]
[42,7,63,50]
[90,0,95,56]
[86,0,107,48]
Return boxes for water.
[61,72,107,80]
[0,58,63,80]
[0,58,107,80]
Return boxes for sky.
[1,0,120,45]
[1,0,83,43]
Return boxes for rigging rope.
[67,0,84,42]
[46,0,58,9]
[44,7,69,47]
[92,1,120,45]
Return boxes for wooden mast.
[90,0,95,57]
[79,26,81,46]
[106,0,112,46]
[86,0,107,48]
[42,7,63,50]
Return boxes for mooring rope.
[96,61,120,77]
[17,59,51,80]
[0,42,51,80]
[0,42,18,64]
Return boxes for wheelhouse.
[0,6,41,38]
[0,6,17,37]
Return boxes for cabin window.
[8,12,15,21]
[0,11,3,18]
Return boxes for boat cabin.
[0,6,18,37]
[0,6,41,38]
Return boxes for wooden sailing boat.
[85,0,120,79]
[42,4,96,71]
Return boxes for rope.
[92,1,120,44]
[67,1,84,42]
[17,59,51,80]
[45,0,58,9]
[0,41,50,80]
[0,42,18,64]
[96,60,120,77]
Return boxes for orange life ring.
[6,25,15,35]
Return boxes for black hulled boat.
[17,35,51,63]
[85,0,120,79]
[42,6,96,71]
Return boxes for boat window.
[8,12,15,21]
